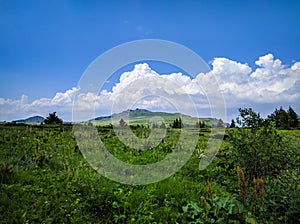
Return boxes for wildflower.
[237,166,248,200]
[200,196,206,209]
[207,182,213,199]
[257,179,265,198]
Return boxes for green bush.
[228,108,295,179]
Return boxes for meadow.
[0,122,299,223]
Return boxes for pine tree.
[160,122,166,129]
[229,119,236,128]
[217,118,224,128]
[268,106,298,129]
[179,117,184,128]
[119,118,126,127]
[277,107,289,129]
[172,118,183,128]
[287,106,299,128]
[44,112,63,124]
[172,118,178,128]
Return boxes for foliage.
[0,118,299,223]
[159,122,166,129]
[181,181,258,223]
[268,106,299,129]
[172,117,183,128]
[229,119,236,128]
[44,112,63,124]
[264,169,300,223]
[236,108,264,128]
[215,118,225,128]
[229,108,295,179]
[119,118,127,127]
[195,120,206,128]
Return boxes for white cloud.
[1,54,299,122]
[0,87,80,121]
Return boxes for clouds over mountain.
[1,54,299,121]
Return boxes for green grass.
[278,129,300,144]
[0,124,299,223]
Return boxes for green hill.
[14,116,45,124]
[92,108,215,127]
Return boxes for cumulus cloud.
[0,87,80,121]
[1,54,299,121]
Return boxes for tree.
[276,107,289,129]
[160,122,166,129]
[44,112,63,124]
[195,120,205,128]
[151,122,158,128]
[216,118,224,128]
[229,108,287,179]
[119,118,127,127]
[236,108,263,128]
[229,119,236,128]
[287,106,299,128]
[172,117,183,128]
[268,106,299,129]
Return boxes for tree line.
[43,106,299,129]
[229,106,299,129]
[267,106,299,129]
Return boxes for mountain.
[14,116,45,124]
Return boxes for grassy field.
[0,124,299,223]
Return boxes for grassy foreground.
[0,124,299,223]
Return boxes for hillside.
[92,108,215,127]
[14,116,45,124]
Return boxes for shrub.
[229,108,287,179]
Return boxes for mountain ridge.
[11,109,222,127]
[14,116,45,124]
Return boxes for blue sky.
[1,1,300,121]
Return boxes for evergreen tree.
[195,120,205,128]
[160,122,166,129]
[172,117,183,128]
[287,106,299,128]
[44,112,63,124]
[195,121,200,128]
[151,122,158,128]
[119,118,126,127]
[217,118,224,128]
[229,119,236,128]
[172,118,178,128]
[179,117,183,128]
[268,106,298,129]
[277,107,289,129]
